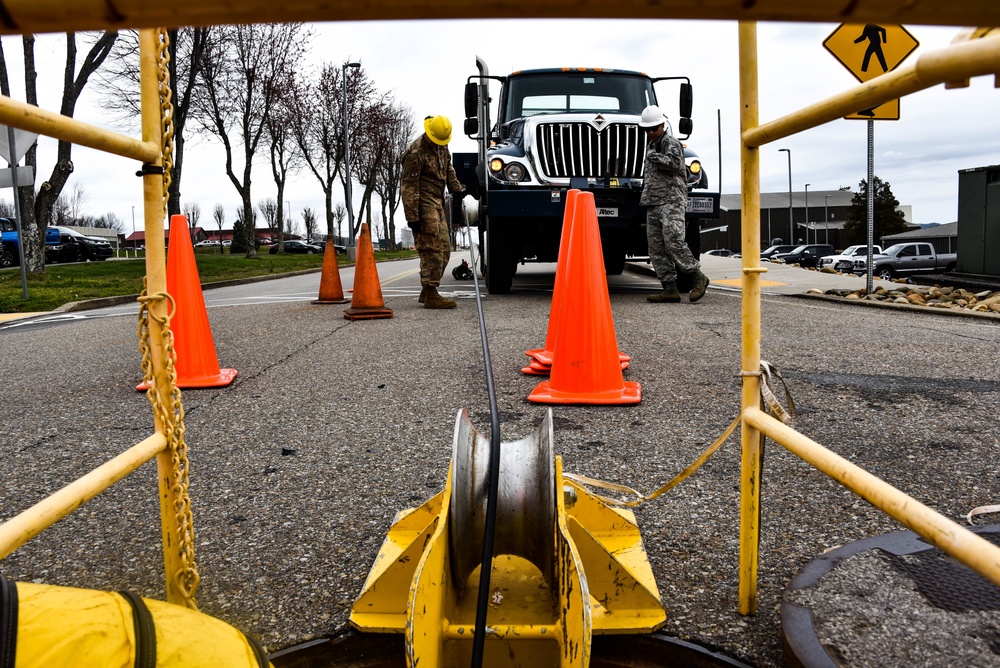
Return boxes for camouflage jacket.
[639,132,687,207]
[401,134,464,222]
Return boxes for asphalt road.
[1,255,998,666]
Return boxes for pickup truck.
[0,218,61,268]
[817,244,883,272]
[851,242,957,280]
[772,243,835,268]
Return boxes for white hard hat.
[639,105,668,128]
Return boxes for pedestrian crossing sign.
[824,23,919,83]
[845,98,900,121]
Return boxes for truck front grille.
[534,123,645,180]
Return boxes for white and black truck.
[453,58,719,294]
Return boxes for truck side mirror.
[464,118,479,136]
[678,118,693,136]
[679,82,693,119]
[464,82,479,119]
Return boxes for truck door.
[914,243,935,272]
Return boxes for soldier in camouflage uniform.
[639,105,709,303]
[402,115,468,309]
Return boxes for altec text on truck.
[453,59,720,294]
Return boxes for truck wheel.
[603,247,626,275]
[877,266,894,281]
[0,245,15,268]
[483,219,514,294]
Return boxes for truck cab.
[455,59,719,294]
[0,218,61,268]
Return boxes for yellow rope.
[565,361,795,508]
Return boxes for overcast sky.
[3,19,998,235]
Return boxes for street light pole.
[804,183,810,244]
[131,205,136,255]
[778,148,793,244]
[285,200,291,239]
[342,61,361,248]
[824,195,831,245]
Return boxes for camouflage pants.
[414,202,451,288]
[646,201,699,284]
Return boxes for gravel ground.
[1,277,999,666]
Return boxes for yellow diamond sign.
[824,23,919,83]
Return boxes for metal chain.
[137,280,200,608]
[157,28,174,216]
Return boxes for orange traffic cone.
[528,192,640,405]
[312,238,349,304]
[522,190,630,376]
[344,223,393,320]
[137,214,237,391]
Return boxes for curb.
[792,292,1000,322]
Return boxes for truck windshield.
[504,72,655,119]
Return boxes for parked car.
[852,242,958,280]
[760,244,797,260]
[47,227,114,262]
[221,240,232,247]
[817,244,883,272]
[703,249,733,257]
[268,240,323,255]
[772,244,835,268]
[194,240,221,247]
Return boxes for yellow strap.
[565,361,795,508]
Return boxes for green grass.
[0,248,418,314]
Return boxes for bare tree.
[0,32,117,272]
[0,200,14,219]
[183,202,202,227]
[66,182,89,221]
[289,62,378,245]
[302,206,317,242]
[257,198,278,242]
[97,28,211,217]
[94,212,126,233]
[213,203,226,252]
[374,102,415,251]
[266,76,302,253]
[196,23,307,258]
[352,92,392,236]
[333,203,346,242]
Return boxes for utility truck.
[453,58,719,294]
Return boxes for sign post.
[823,24,918,293]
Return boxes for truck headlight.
[488,158,529,182]
[689,161,702,175]
[504,163,527,182]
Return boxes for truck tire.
[481,219,515,294]
[0,245,14,268]
[876,266,894,281]
[603,245,626,275]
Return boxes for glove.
[407,219,422,232]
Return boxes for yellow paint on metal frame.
[350,456,665,665]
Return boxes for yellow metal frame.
[735,23,1000,615]
[352,447,665,665]
[0,30,191,607]
[0,0,996,642]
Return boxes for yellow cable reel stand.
[350,409,665,667]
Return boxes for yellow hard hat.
[424,115,453,145]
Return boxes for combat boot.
[689,271,710,302]
[424,287,457,309]
[646,281,681,303]
[418,286,428,304]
